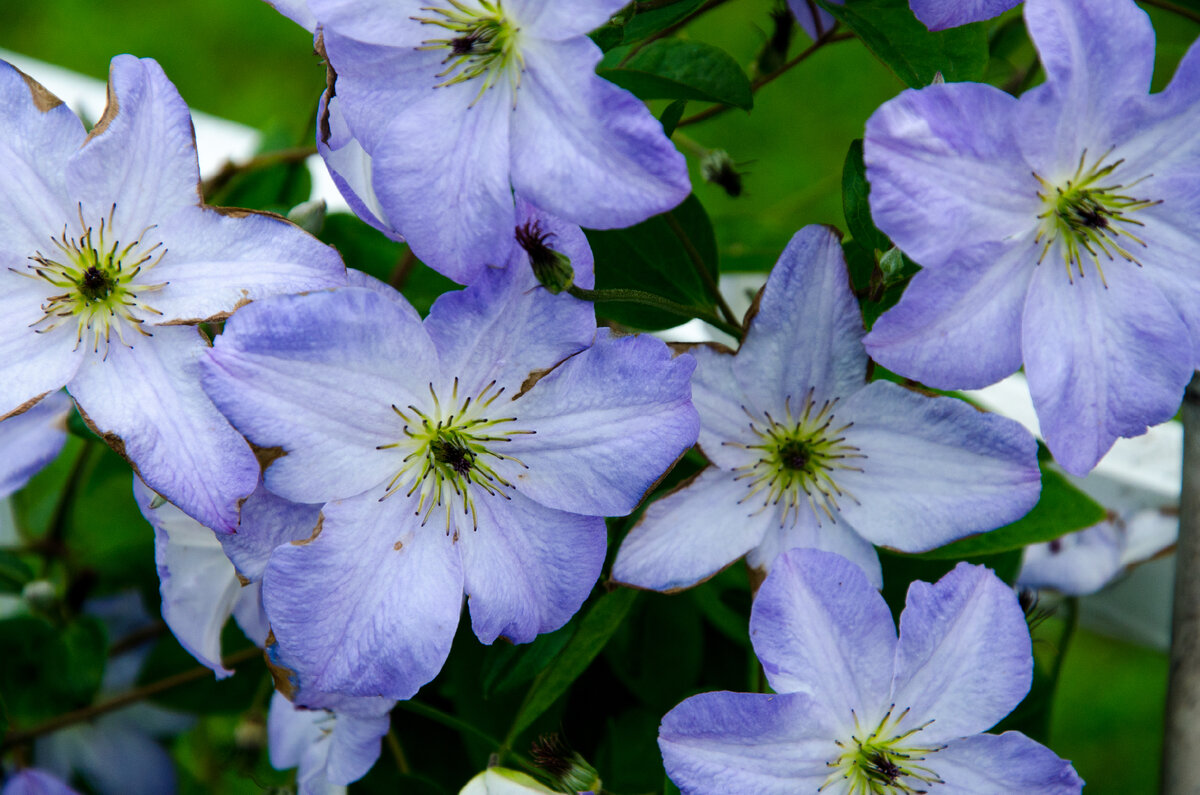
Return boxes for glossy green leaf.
[0,614,106,725]
[505,587,638,745]
[817,0,988,87]
[587,194,720,330]
[660,98,688,137]
[622,0,707,42]
[841,138,890,253]
[481,622,575,698]
[600,39,753,109]
[0,551,34,594]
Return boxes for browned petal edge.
[15,65,64,112]
[516,366,552,399]
[291,513,324,546]
[746,560,767,597]
[316,32,337,145]
[0,390,51,422]
[263,629,298,700]
[75,400,144,481]
[252,442,288,471]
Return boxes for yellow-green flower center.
[378,378,533,535]
[727,390,865,526]
[1034,150,1160,285]
[821,706,944,795]
[18,205,166,355]
[415,0,524,104]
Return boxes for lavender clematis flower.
[789,0,1015,39]
[267,691,394,795]
[1,770,80,795]
[0,55,345,532]
[0,391,70,499]
[612,225,1039,591]
[201,264,698,700]
[659,549,1083,794]
[275,0,690,283]
[863,0,1200,475]
[133,476,320,677]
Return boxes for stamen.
[413,0,525,105]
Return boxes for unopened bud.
[515,221,574,294]
[287,199,327,236]
[234,713,268,753]
[754,0,795,76]
[877,246,906,284]
[531,734,601,794]
[701,149,745,198]
[22,580,57,612]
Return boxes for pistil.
[414,0,524,104]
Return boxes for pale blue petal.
[864,82,1036,270]
[510,197,595,289]
[264,0,317,31]
[1022,256,1191,476]
[0,390,70,499]
[1,769,80,795]
[910,0,1019,31]
[788,0,837,41]
[659,691,835,795]
[509,0,631,40]
[1018,520,1124,596]
[262,491,463,699]
[834,381,1041,551]
[746,509,883,590]
[612,467,772,592]
[460,490,604,644]
[751,549,896,727]
[686,343,755,469]
[933,732,1083,793]
[498,330,699,517]
[0,278,83,420]
[203,288,439,504]
[318,91,396,238]
[219,487,322,583]
[66,56,200,233]
[37,716,179,795]
[510,37,689,230]
[68,326,259,533]
[892,563,1032,744]
[733,226,868,412]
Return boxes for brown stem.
[389,248,418,291]
[0,646,263,750]
[200,146,318,202]
[677,30,853,127]
[618,0,737,66]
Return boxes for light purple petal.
[733,225,868,412]
[317,91,395,238]
[309,0,427,49]
[864,82,1038,270]
[1126,192,1200,368]
[68,326,259,533]
[687,343,755,469]
[262,492,463,699]
[1018,520,1124,596]
[37,717,178,795]
[659,691,835,795]
[751,549,896,727]
[891,563,1032,744]
[1,769,80,795]
[321,697,393,785]
[933,732,1084,793]
[909,0,1019,31]
[136,476,242,677]
[788,0,838,41]
[510,37,689,230]
[0,278,83,419]
[1022,257,1191,476]
[509,0,630,39]
[0,390,70,499]
[203,287,439,504]
[423,263,594,398]
[865,240,1033,390]
[372,81,515,283]
[510,197,595,289]
[0,60,81,265]
[1016,0,1155,173]
[231,584,270,647]
[746,510,884,590]
[66,56,200,233]
[834,381,1041,551]
[143,204,345,324]
[460,489,604,644]
[267,691,392,791]
[220,487,322,582]
[612,467,773,592]
[498,330,699,517]
[265,0,317,31]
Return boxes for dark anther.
[451,32,483,56]
[80,266,112,301]
[778,439,810,471]
[866,751,902,783]
[431,438,474,476]
[515,220,574,294]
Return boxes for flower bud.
[530,734,601,794]
[515,221,574,294]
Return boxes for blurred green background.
[3,1,1197,791]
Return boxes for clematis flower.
[863,0,1200,475]
[1,770,79,795]
[267,691,394,795]
[658,549,1084,794]
[0,390,70,499]
[0,56,345,532]
[270,0,690,283]
[201,264,698,700]
[133,476,321,677]
[612,225,1039,590]
[789,0,1015,39]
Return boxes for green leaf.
[0,550,35,593]
[817,0,988,87]
[587,194,720,330]
[913,466,1106,560]
[0,614,106,725]
[505,587,639,745]
[599,39,752,110]
[136,624,264,713]
[659,98,688,137]
[880,547,1022,620]
[622,0,706,42]
[841,139,889,253]
[604,593,703,710]
[481,622,574,698]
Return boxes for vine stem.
[663,210,739,327]
[0,646,262,751]
[567,285,743,340]
[617,0,737,66]
[1163,372,1200,792]
[677,30,854,128]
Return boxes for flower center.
[1034,149,1160,286]
[725,389,865,526]
[378,378,533,534]
[821,705,945,795]
[15,204,167,355]
[415,0,524,103]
